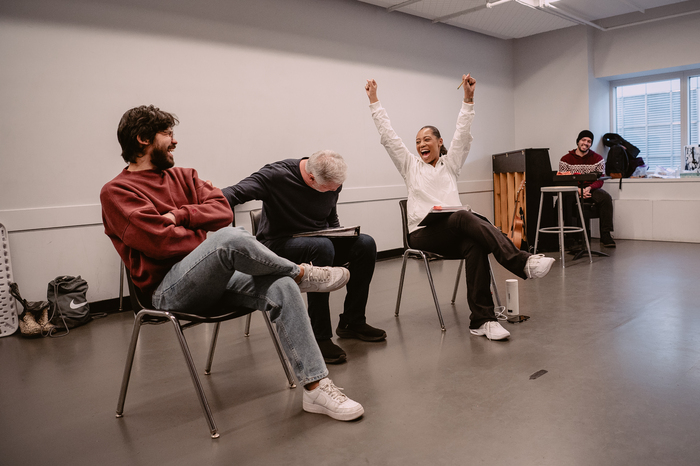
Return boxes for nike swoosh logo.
[69,299,88,309]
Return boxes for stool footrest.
[538,226,585,234]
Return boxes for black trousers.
[563,188,614,237]
[409,210,530,329]
[589,188,614,233]
[266,234,377,341]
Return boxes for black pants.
[589,188,614,233]
[266,234,377,341]
[409,210,530,329]
[564,188,614,237]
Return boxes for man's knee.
[354,234,377,257]
[209,225,253,245]
[301,238,335,265]
[593,189,613,207]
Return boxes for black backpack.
[605,144,629,178]
[602,133,643,178]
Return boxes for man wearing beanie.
[559,130,616,248]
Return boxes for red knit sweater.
[100,167,233,297]
[559,150,605,190]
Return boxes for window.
[612,70,700,172]
[691,76,699,145]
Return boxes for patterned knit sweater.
[559,149,605,190]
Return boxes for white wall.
[0,0,514,301]
[513,25,592,167]
[592,13,700,79]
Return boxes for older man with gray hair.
[222,151,385,364]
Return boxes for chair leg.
[116,309,220,438]
[556,192,566,267]
[421,253,446,332]
[244,313,252,337]
[394,252,410,317]
[533,191,545,254]
[451,260,464,304]
[488,257,502,308]
[167,313,220,439]
[204,322,221,375]
[260,310,297,388]
[116,310,147,418]
[118,262,125,312]
[575,196,593,263]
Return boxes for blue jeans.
[151,226,328,386]
[266,234,377,341]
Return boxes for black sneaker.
[601,232,616,248]
[336,322,387,342]
[317,339,347,364]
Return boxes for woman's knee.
[447,209,483,233]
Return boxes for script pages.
[418,206,490,227]
[292,226,360,238]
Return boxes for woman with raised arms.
[365,74,554,341]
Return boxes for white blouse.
[370,100,475,233]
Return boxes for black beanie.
[577,130,594,144]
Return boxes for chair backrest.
[250,209,262,236]
[398,200,411,250]
[123,265,148,312]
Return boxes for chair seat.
[169,306,257,323]
[404,248,455,262]
[541,186,579,193]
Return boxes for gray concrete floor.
[1,239,700,465]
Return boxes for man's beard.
[151,145,174,170]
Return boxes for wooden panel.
[493,173,502,231]
[493,171,526,238]
[514,172,526,242]
[499,173,508,231]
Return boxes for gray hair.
[306,150,347,185]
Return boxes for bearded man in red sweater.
[100,105,364,421]
[559,130,615,248]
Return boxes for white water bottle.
[506,279,519,316]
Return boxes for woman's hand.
[365,79,378,104]
[461,74,476,103]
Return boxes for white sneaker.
[470,321,511,341]
[525,254,555,279]
[303,378,364,421]
[298,263,350,293]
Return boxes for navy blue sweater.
[221,158,341,245]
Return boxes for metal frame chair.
[395,199,501,331]
[116,265,296,439]
[243,209,264,337]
